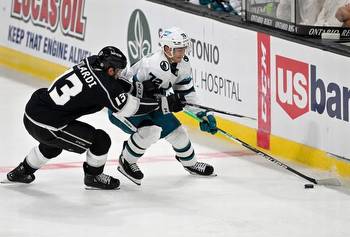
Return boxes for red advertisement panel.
[257,33,271,149]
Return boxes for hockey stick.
[184,111,341,186]
[184,102,256,120]
[326,152,350,162]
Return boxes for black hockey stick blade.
[314,178,341,186]
[184,102,256,120]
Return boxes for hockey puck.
[304,184,314,189]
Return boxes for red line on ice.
[0,150,253,173]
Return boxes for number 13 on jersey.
[49,74,83,106]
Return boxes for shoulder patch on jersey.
[114,93,128,110]
[160,61,169,71]
[183,55,189,62]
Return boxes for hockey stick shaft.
[184,102,256,120]
[184,111,340,186]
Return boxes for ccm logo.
[257,33,271,149]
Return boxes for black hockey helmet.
[98,46,127,70]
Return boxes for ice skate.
[83,162,120,190]
[176,158,217,177]
[6,162,35,184]
[117,155,143,185]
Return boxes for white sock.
[26,146,50,169]
[86,150,107,167]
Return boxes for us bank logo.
[127,9,151,65]
[276,55,350,122]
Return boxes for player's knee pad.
[90,129,111,156]
[122,125,162,163]
[165,125,190,148]
[132,125,162,148]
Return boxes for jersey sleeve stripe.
[175,77,192,86]
[174,86,195,95]
[173,83,194,91]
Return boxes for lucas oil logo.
[276,55,350,122]
[10,0,87,40]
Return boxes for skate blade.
[187,171,218,177]
[0,179,12,184]
[117,166,142,186]
[85,186,120,191]
[0,179,31,185]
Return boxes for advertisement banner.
[257,32,271,149]
[0,0,258,125]
[3,0,92,66]
[270,37,350,159]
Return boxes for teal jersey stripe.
[175,77,192,86]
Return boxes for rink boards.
[1,0,350,176]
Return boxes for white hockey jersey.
[123,50,201,112]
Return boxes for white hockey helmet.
[159,27,191,57]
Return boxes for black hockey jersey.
[25,56,159,130]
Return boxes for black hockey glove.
[143,80,161,97]
[160,94,185,114]
[132,80,163,99]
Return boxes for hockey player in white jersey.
[108,27,217,185]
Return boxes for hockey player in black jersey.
[6,46,184,190]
